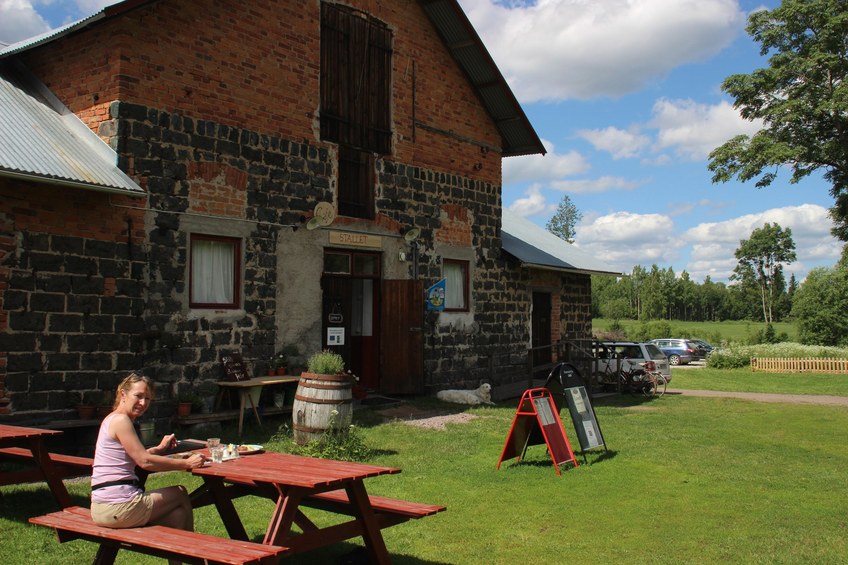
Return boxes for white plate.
[237,444,263,455]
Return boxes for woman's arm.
[110,415,204,472]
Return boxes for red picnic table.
[0,424,88,508]
[190,451,445,564]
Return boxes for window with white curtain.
[444,259,469,311]
[190,234,240,309]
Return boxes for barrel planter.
[292,372,353,445]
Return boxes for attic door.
[320,2,392,154]
[380,280,424,394]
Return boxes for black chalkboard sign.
[221,352,249,382]
[544,363,606,453]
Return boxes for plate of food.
[237,444,264,455]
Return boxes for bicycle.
[618,368,657,398]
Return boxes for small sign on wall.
[327,327,345,346]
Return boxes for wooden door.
[380,280,424,394]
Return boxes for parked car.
[689,339,716,358]
[595,341,672,383]
[650,339,698,365]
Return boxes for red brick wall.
[22,0,503,184]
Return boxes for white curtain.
[444,262,465,309]
[192,239,234,304]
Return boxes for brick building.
[0,0,618,425]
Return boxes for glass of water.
[210,446,224,463]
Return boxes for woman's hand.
[155,433,177,453]
[183,453,206,469]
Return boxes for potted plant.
[292,350,353,445]
[76,401,96,420]
[271,344,300,376]
[176,391,198,417]
[97,390,114,418]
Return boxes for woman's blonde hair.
[114,373,156,408]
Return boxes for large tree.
[546,195,583,243]
[708,0,848,240]
[732,222,796,323]
[792,265,848,345]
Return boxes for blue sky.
[1,0,842,283]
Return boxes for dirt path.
[667,389,848,407]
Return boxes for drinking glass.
[210,446,224,463]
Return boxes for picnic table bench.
[29,506,289,565]
[0,446,93,477]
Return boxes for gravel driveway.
[667,389,848,407]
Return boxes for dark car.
[690,339,716,358]
[649,339,699,365]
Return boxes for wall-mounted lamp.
[401,226,420,243]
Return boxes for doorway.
[321,250,381,389]
[532,291,552,371]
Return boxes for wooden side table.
[215,376,300,436]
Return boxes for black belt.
[91,479,143,491]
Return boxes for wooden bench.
[30,506,289,565]
[304,488,446,527]
[0,447,93,477]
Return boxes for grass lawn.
[670,366,848,396]
[592,318,798,344]
[3,371,847,564]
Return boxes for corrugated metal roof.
[418,0,545,157]
[0,60,144,196]
[1,0,545,159]
[502,209,622,277]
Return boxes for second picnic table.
[189,450,445,564]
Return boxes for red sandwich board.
[497,388,578,475]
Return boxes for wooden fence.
[751,357,848,374]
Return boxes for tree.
[732,223,796,323]
[546,195,583,243]
[792,265,848,345]
[708,1,848,240]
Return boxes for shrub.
[706,342,848,369]
[272,412,373,462]
[307,350,345,374]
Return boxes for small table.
[215,376,300,436]
[0,424,72,508]
[191,451,400,564]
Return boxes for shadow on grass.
[0,486,89,522]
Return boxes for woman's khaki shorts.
[90,493,154,528]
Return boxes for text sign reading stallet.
[328,231,383,249]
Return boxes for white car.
[594,341,672,384]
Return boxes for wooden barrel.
[292,372,353,445]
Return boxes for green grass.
[670,366,848,396]
[593,318,798,344]
[3,378,848,564]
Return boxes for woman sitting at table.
[91,373,205,534]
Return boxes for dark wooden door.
[532,291,552,367]
[380,280,424,394]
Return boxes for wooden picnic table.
[0,424,77,508]
[190,451,418,564]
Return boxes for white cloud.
[683,204,842,281]
[459,0,745,102]
[0,0,50,44]
[650,98,763,160]
[508,185,552,216]
[550,175,645,194]
[503,138,590,184]
[577,126,650,159]
[572,211,681,273]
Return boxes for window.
[338,146,374,219]
[323,250,381,278]
[320,2,392,154]
[444,259,469,311]
[189,234,241,309]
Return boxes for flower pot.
[177,402,192,417]
[97,405,112,418]
[275,367,288,376]
[77,404,96,420]
[267,368,275,376]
